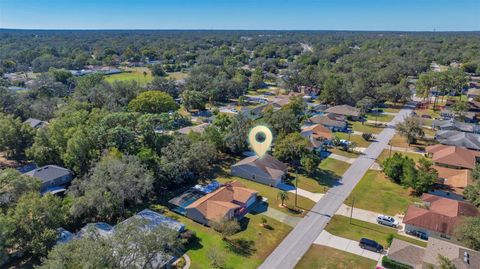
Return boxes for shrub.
[362,133,373,141]
[382,256,413,269]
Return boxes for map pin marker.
[248,125,273,158]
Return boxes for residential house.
[426,144,480,169]
[231,154,288,187]
[435,130,480,151]
[467,88,480,99]
[268,95,291,109]
[309,113,348,132]
[185,181,258,225]
[324,104,361,120]
[387,237,480,269]
[24,165,74,194]
[430,165,472,201]
[432,120,480,134]
[177,123,211,135]
[403,194,480,240]
[24,118,48,129]
[300,124,333,150]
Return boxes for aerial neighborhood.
[1,8,480,269]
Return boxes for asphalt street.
[259,103,415,269]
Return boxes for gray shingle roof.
[24,165,72,183]
[435,130,480,150]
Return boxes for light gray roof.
[177,123,210,135]
[324,105,360,117]
[432,120,480,133]
[423,237,480,269]
[309,114,347,128]
[435,130,480,150]
[24,165,72,183]
[24,118,47,128]
[121,209,185,233]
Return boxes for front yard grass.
[291,158,351,193]
[365,113,395,122]
[326,215,427,247]
[334,132,372,148]
[329,148,361,158]
[347,170,420,216]
[216,176,315,216]
[160,209,292,269]
[349,121,384,134]
[376,149,425,165]
[389,134,434,151]
[295,245,377,269]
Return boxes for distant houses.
[231,154,288,187]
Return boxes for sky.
[0,0,479,31]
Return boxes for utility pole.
[350,197,355,224]
[295,173,298,208]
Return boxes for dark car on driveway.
[359,238,384,253]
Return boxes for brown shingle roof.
[186,181,258,222]
[302,124,334,140]
[324,105,360,117]
[426,144,480,169]
[403,194,479,235]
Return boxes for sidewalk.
[328,153,356,164]
[313,230,383,261]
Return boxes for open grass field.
[389,134,434,151]
[159,208,292,269]
[295,245,377,269]
[334,132,372,148]
[291,158,351,193]
[216,176,315,217]
[349,121,384,134]
[376,149,425,165]
[105,67,153,84]
[326,215,427,247]
[347,170,420,216]
[365,112,395,122]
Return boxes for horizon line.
[1,28,479,33]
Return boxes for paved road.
[259,103,415,269]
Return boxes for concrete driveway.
[314,231,383,261]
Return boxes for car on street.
[376,215,399,227]
[359,238,384,253]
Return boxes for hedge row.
[381,256,413,269]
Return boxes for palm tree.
[277,190,289,206]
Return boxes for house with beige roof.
[426,144,480,170]
[300,124,333,150]
[430,165,472,201]
[403,194,479,240]
[387,237,480,269]
[324,104,361,120]
[231,154,288,187]
[185,181,258,225]
[309,113,348,132]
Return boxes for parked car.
[421,114,432,119]
[406,230,428,240]
[359,238,384,253]
[376,215,399,228]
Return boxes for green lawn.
[365,113,395,122]
[159,209,292,269]
[334,132,372,148]
[326,215,427,248]
[296,245,377,269]
[347,170,420,216]
[329,148,361,158]
[291,159,351,193]
[376,149,425,165]
[349,121,384,134]
[105,67,153,84]
[216,176,315,216]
